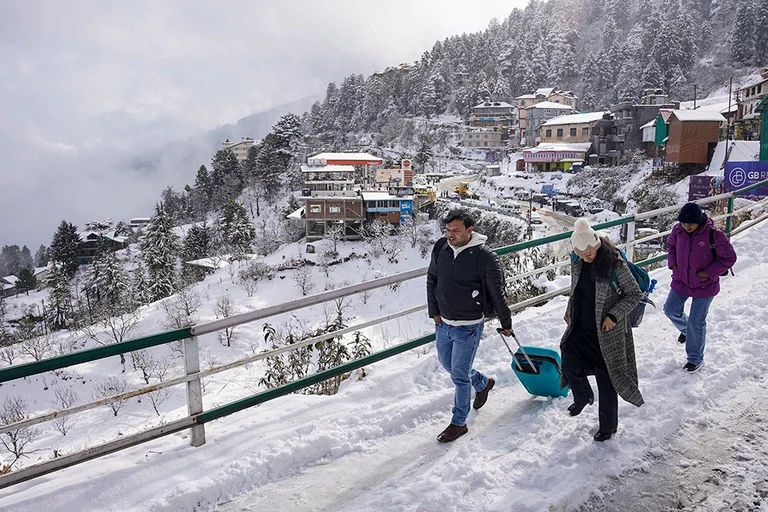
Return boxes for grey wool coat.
[560,255,645,407]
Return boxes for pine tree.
[419,77,439,118]
[15,268,37,294]
[87,249,129,313]
[0,245,22,277]
[130,256,152,306]
[46,262,72,330]
[49,221,81,277]
[19,246,33,270]
[218,200,255,259]
[273,113,303,170]
[753,0,768,61]
[254,133,282,197]
[730,0,755,64]
[210,149,243,207]
[141,203,180,302]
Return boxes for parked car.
[501,201,522,215]
[529,211,543,224]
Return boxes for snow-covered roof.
[542,111,608,126]
[300,165,356,173]
[671,110,726,123]
[2,275,18,285]
[287,206,304,220]
[472,101,514,109]
[523,142,592,153]
[184,257,232,269]
[361,192,412,201]
[535,87,555,97]
[33,266,50,276]
[735,76,768,93]
[524,101,574,111]
[659,109,674,123]
[514,94,537,99]
[308,153,383,165]
[640,119,656,130]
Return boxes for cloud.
[0,0,526,248]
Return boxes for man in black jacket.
[427,209,512,442]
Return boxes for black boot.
[593,428,617,442]
[567,395,594,417]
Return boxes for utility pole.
[693,84,699,110]
[725,76,733,165]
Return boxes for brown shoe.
[436,423,468,442]
[473,378,495,410]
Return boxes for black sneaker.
[678,333,686,344]
[682,362,703,374]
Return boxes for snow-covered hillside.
[2,207,768,511]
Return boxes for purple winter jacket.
[666,216,737,298]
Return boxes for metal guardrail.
[1,177,766,489]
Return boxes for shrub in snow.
[50,387,78,436]
[93,376,129,417]
[0,395,38,468]
[214,295,237,347]
[293,265,316,296]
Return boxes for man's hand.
[433,315,442,326]
[564,313,570,325]
[696,270,708,278]
[601,317,616,331]
[496,327,514,337]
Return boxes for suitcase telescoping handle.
[497,328,539,375]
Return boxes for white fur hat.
[570,218,601,251]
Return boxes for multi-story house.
[540,112,608,144]
[735,72,768,140]
[299,152,384,241]
[222,138,256,162]
[609,90,680,155]
[522,102,575,145]
[514,87,578,146]
[462,102,515,149]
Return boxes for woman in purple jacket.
[664,203,737,373]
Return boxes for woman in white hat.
[560,219,645,441]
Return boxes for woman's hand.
[696,270,708,278]
[601,317,616,331]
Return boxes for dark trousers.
[561,342,618,431]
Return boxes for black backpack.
[709,228,733,277]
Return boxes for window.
[309,205,321,214]
[545,129,552,137]
[329,205,341,213]
[759,85,763,94]
[582,127,589,137]
[556,128,564,137]
[570,128,577,137]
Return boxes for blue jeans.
[435,321,487,426]
[663,288,715,366]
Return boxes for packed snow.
[1,211,768,511]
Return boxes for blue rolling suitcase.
[498,329,568,398]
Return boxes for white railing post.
[183,336,206,447]
[626,219,636,262]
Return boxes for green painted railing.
[0,328,191,384]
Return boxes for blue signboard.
[688,175,726,202]
[725,161,768,199]
[400,200,413,224]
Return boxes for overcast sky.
[0,0,527,251]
